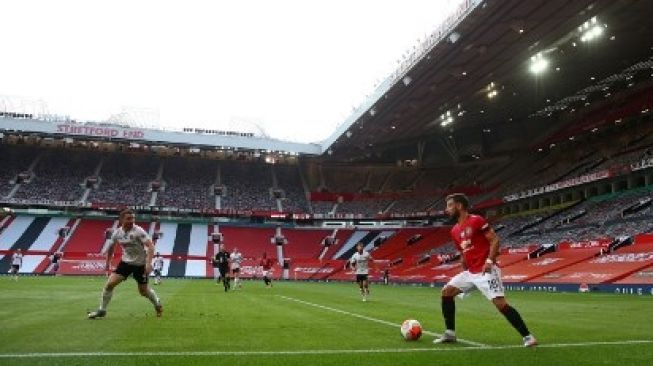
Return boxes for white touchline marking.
[277,295,488,347]
[1,340,652,358]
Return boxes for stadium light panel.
[529,53,549,75]
[448,32,461,43]
[440,110,454,127]
[579,17,606,42]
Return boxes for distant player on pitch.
[214,244,231,292]
[152,252,164,285]
[230,247,243,289]
[51,251,62,274]
[10,249,23,281]
[347,242,374,301]
[87,209,162,319]
[259,252,274,288]
[434,194,537,347]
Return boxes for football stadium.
[1,1,653,365]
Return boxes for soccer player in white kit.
[347,243,374,302]
[88,209,162,319]
[152,252,164,285]
[10,248,23,281]
[230,247,243,289]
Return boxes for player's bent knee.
[492,297,509,312]
[441,285,460,297]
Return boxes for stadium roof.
[0,117,322,155]
[322,0,653,164]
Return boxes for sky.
[1,0,464,144]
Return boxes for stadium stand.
[500,246,604,283]
[221,161,276,211]
[529,241,653,284]
[2,0,653,298]
[87,153,158,206]
[281,228,332,259]
[275,164,310,213]
[12,149,99,202]
[0,145,39,198]
[61,219,115,255]
[158,158,216,209]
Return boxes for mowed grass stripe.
[2,277,653,366]
[278,294,487,347]
[1,339,652,358]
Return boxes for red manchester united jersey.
[260,258,274,270]
[450,214,491,273]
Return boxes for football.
[400,319,422,341]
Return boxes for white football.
[400,319,422,341]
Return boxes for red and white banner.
[558,239,613,250]
[501,245,539,254]
[58,259,107,275]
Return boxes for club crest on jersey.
[460,227,473,239]
[460,227,473,251]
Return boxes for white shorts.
[446,265,505,300]
[262,270,271,278]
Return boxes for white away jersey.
[11,253,23,266]
[350,251,372,275]
[111,225,151,265]
[153,257,164,271]
[230,252,243,268]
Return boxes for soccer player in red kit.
[434,193,537,347]
[259,252,275,288]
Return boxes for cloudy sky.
[1,0,464,143]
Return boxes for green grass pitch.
[1,276,652,366]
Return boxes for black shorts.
[218,267,229,278]
[10,265,19,273]
[153,269,162,276]
[114,261,148,284]
[356,274,369,283]
[232,267,240,274]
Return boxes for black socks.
[442,296,456,331]
[500,305,530,337]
